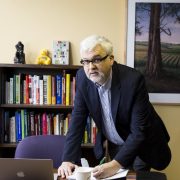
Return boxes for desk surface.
[56,171,166,180]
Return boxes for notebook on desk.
[0,158,54,180]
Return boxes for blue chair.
[14,135,66,168]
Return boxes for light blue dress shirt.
[96,69,124,145]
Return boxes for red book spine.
[42,113,47,135]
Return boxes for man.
[58,35,171,179]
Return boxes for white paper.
[67,167,129,180]
[54,173,58,180]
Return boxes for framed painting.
[126,0,180,104]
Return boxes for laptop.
[0,158,54,180]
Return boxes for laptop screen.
[0,158,54,180]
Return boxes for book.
[4,111,10,142]
[65,73,71,105]
[9,77,14,104]
[28,75,33,104]
[62,70,66,105]
[52,41,69,65]
[15,74,21,104]
[42,113,47,135]
[47,75,52,104]
[5,81,10,104]
[43,75,47,104]
[15,110,22,142]
[39,76,44,105]
[56,74,62,104]
[30,111,35,135]
[21,109,25,139]
[9,116,16,143]
[25,74,29,104]
[51,76,56,105]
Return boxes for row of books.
[5,71,76,105]
[83,116,97,144]
[4,110,71,143]
[4,110,97,144]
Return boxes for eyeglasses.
[80,55,109,66]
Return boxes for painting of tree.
[134,2,180,93]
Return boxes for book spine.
[5,81,10,104]
[56,74,62,104]
[38,114,42,135]
[29,75,32,104]
[91,118,97,144]
[4,111,10,142]
[25,74,29,104]
[30,111,35,135]
[36,75,40,104]
[21,109,25,139]
[15,111,22,142]
[33,75,37,105]
[9,116,16,143]
[13,74,16,104]
[23,79,26,104]
[42,113,47,135]
[62,70,66,105]
[54,114,60,135]
[15,74,21,104]
[65,73,71,105]
[47,75,52,105]
[24,109,28,137]
[10,78,14,104]
[51,76,56,105]
[47,114,52,135]
[43,75,47,104]
[39,76,44,105]
[34,114,38,135]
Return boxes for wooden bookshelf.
[0,64,98,165]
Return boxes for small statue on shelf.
[36,49,51,65]
[14,41,26,64]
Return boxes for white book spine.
[43,75,47,104]
[40,78,44,105]
[54,114,60,135]
[10,78,14,104]
[10,116,16,143]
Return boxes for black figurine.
[14,41,26,64]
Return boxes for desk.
[126,171,167,180]
[56,171,167,180]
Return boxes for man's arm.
[92,160,122,179]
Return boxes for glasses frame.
[80,54,109,66]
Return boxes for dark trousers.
[108,143,150,171]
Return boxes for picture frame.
[126,0,180,104]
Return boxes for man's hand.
[58,162,78,178]
[92,160,121,179]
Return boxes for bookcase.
[0,64,98,166]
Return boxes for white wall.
[0,0,126,65]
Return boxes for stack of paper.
[67,167,129,180]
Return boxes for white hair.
[80,35,113,56]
